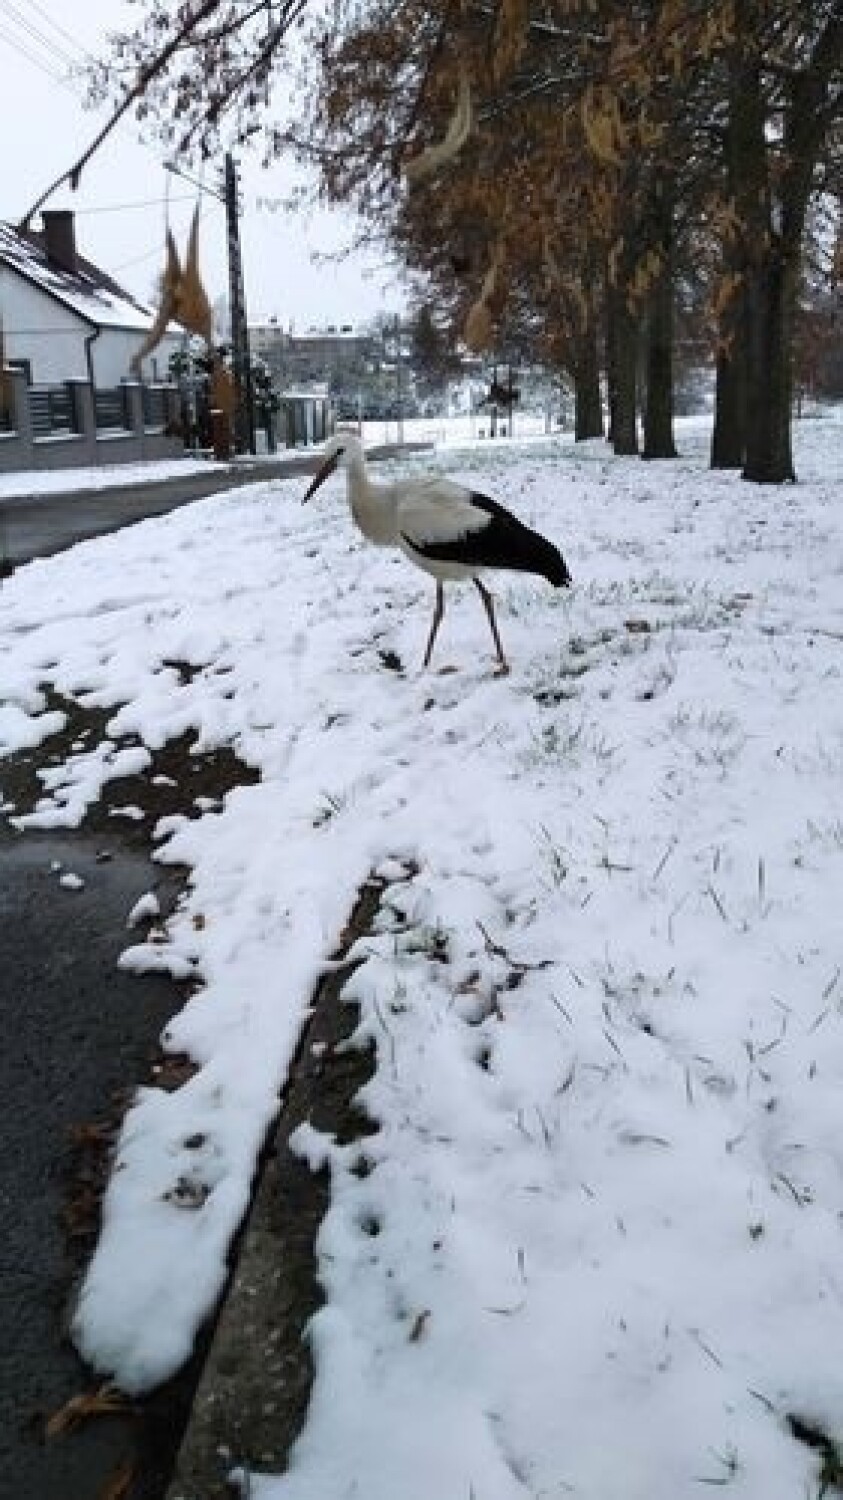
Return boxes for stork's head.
[302,431,364,502]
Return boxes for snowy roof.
[0,220,178,336]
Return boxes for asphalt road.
[0,443,432,571]
[0,711,261,1500]
[0,824,192,1500]
[0,456,316,570]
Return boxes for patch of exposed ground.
[1,683,257,852]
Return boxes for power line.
[0,0,79,70]
[164,160,226,206]
[0,10,226,220]
[0,14,216,226]
[74,193,197,216]
[111,202,223,275]
[0,18,68,83]
[26,0,95,63]
[110,244,180,275]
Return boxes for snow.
[126,892,161,928]
[1,416,842,1495]
[0,456,227,500]
[361,410,556,448]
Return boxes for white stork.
[303,433,571,672]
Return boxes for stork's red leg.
[423,582,445,668]
[474,578,509,673]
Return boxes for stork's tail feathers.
[542,541,572,588]
[468,492,571,588]
[526,530,571,588]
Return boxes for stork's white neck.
[345,451,398,547]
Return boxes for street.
[0,444,431,570]
[0,458,315,571]
[0,705,259,1499]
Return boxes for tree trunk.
[710,339,746,468]
[742,249,797,483]
[711,246,747,470]
[607,282,638,455]
[725,15,820,484]
[606,347,617,446]
[573,323,603,440]
[642,182,677,459]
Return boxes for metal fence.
[94,386,131,432]
[0,369,184,475]
[142,385,168,429]
[29,383,78,439]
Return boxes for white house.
[0,210,183,387]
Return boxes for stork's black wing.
[402,491,570,587]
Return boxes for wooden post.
[225,153,255,455]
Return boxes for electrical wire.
[73,194,197,216]
[0,0,79,70]
[111,203,223,275]
[0,18,67,83]
[26,0,96,64]
[0,10,214,274]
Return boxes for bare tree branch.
[18,0,226,229]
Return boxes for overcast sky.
[0,0,405,330]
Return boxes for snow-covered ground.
[361,410,554,447]
[1,416,842,1497]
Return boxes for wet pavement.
[0,824,193,1500]
[0,707,260,1500]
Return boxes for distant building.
[249,319,378,389]
[0,210,182,386]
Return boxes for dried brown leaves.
[405,70,473,184]
[45,1384,132,1439]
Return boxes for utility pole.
[394,315,404,447]
[224,152,255,454]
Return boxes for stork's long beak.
[302,451,340,503]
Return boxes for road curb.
[165,876,391,1500]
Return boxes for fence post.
[0,369,30,474]
[122,382,145,451]
[10,369,33,448]
[65,380,97,467]
[165,385,180,430]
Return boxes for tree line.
[68,0,843,482]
